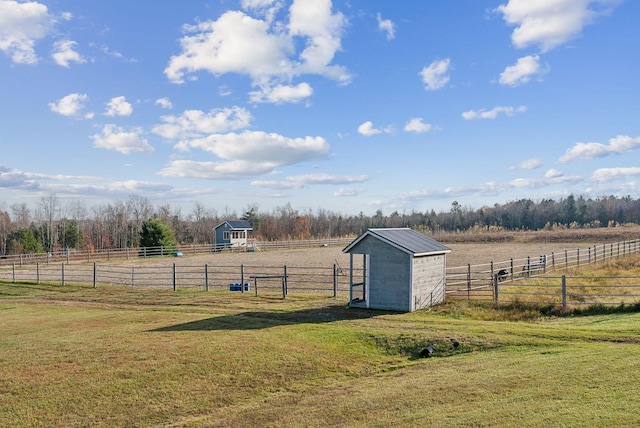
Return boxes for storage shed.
[343,228,451,312]
[214,220,253,249]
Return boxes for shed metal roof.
[343,228,450,256]
[214,220,253,230]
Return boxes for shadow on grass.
[149,305,392,331]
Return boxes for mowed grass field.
[2,242,640,427]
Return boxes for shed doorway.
[349,253,369,308]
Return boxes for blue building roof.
[343,228,450,256]
[214,220,253,230]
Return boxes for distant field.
[148,240,608,271]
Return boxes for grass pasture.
[2,278,640,427]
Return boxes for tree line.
[1,193,639,256]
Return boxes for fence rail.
[3,236,640,308]
[0,237,353,268]
[446,239,640,304]
[492,275,640,308]
[0,261,358,298]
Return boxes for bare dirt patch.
[159,240,606,269]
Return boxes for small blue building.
[214,220,253,249]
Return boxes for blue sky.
[1,0,639,216]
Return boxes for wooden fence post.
[36,262,40,284]
[205,264,209,291]
[240,264,245,293]
[333,264,337,298]
[173,263,177,292]
[93,262,97,288]
[490,261,494,283]
[551,252,555,271]
[467,264,471,300]
[131,267,135,288]
[283,265,288,297]
[562,275,567,311]
[493,274,499,303]
[61,263,65,286]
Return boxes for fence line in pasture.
[0,237,354,268]
[492,275,640,309]
[446,239,640,301]
[0,261,353,298]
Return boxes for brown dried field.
[161,227,640,269]
[147,239,609,270]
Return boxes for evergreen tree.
[139,218,177,255]
[7,228,43,255]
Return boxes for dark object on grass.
[450,338,460,349]
[420,344,435,358]
[497,269,509,281]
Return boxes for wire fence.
[492,275,640,308]
[0,261,357,298]
[446,238,640,306]
[3,236,640,308]
[0,237,354,268]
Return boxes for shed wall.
[412,254,446,310]
[350,235,411,312]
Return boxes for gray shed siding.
[345,228,450,312]
[350,235,412,312]
[411,254,446,310]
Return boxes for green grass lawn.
[1,282,640,427]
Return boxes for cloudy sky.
[1,0,638,215]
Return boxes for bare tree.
[10,202,31,229]
[127,194,154,247]
[38,193,60,251]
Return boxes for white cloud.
[249,82,313,104]
[545,168,563,179]
[49,93,89,117]
[152,107,253,140]
[158,131,329,180]
[404,117,433,134]
[241,0,283,23]
[0,0,55,64]
[164,1,350,103]
[155,97,173,109]
[61,11,72,21]
[288,0,350,82]
[176,131,328,164]
[101,45,137,63]
[51,39,85,67]
[462,105,526,120]
[499,55,548,86]
[559,135,640,163]
[419,58,451,91]
[592,167,640,182]
[252,173,369,189]
[496,0,622,52]
[334,187,365,197]
[104,96,133,117]
[357,121,380,136]
[377,13,395,40]
[158,159,273,180]
[91,124,154,154]
[510,158,542,170]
